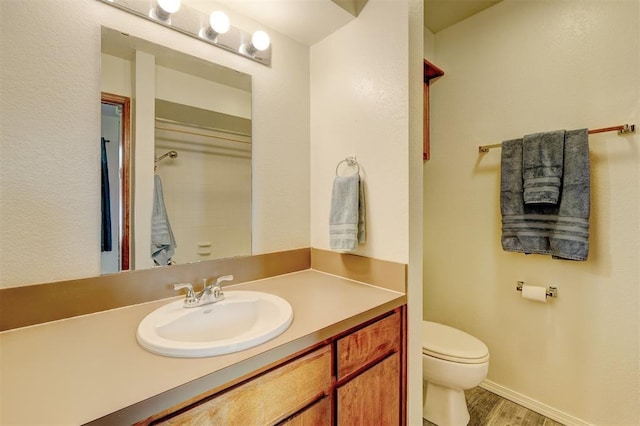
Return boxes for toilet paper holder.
[516,281,558,298]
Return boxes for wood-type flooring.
[423,387,565,426]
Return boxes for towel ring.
[335,156,360,176]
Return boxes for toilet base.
[423,382,470,426]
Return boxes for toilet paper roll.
[521,285,547,303]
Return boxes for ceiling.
[183,0,503,46]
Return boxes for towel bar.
[479,123,636,153]
[516,281,557,298]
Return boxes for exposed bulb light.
[210,11,230,34]
[251,30,270,51]
[152,0,181,21]
[201,11,230,39]
[243,30,270,55]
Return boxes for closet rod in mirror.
[155,126,252,144]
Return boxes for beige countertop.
[0,270,405,425]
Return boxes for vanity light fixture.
[99,0,272,66]
[151,0,181,22]
[200,11,230,40]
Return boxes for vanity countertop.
[0,270,405,425]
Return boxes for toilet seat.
[422,321,489,364]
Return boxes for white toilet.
[422,321,490,426]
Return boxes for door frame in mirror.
[101,92,132,271]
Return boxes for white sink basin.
[137,291,293,358]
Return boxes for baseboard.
[480,380,593,426]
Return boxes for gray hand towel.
[523,130,565,205]
[151,174,177,265]
[330,174,365,252]
[501,129,590,261]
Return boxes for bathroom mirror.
[101,27,252,274]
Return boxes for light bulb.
[209,11,230,35]
[157,0,180,14]
[251,30,270,51]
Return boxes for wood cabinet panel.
[279,396,331,426]
[336,312,400,380]
[157,345,332,426]
[336,353,400,425]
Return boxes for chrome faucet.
[173,275,234,308]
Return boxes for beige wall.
[310,0,410,264]
[408,1,425,423]
[423,26,435,60]
[0,0,310,287]
[155,66,251,120]
[101,54,132,97]
[424,1,639,424]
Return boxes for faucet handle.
[216,275,234,286]
[174,283,197,304]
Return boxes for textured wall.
[310,5,420,424]
[424,1,639,424]
[310,0,410,264]
[0,0,310,287]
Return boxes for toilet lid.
[422,321,489,364]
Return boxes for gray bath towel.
[330,173,366,252]
[523,130,565,205]
[501,129,590,261]
[151,174,177,265]
[550,129,590,260]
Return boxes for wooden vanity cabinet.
[145,307,405,426]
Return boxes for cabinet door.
[280,396,331,426]
[157,346,332,425]
[336,353,400,425]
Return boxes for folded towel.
[330,173,366,252]
[523,130,565,205]
[151,174,177,265]
[500,129,590,261]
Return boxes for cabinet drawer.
[336,311,400,380]
[157,345,332,425]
